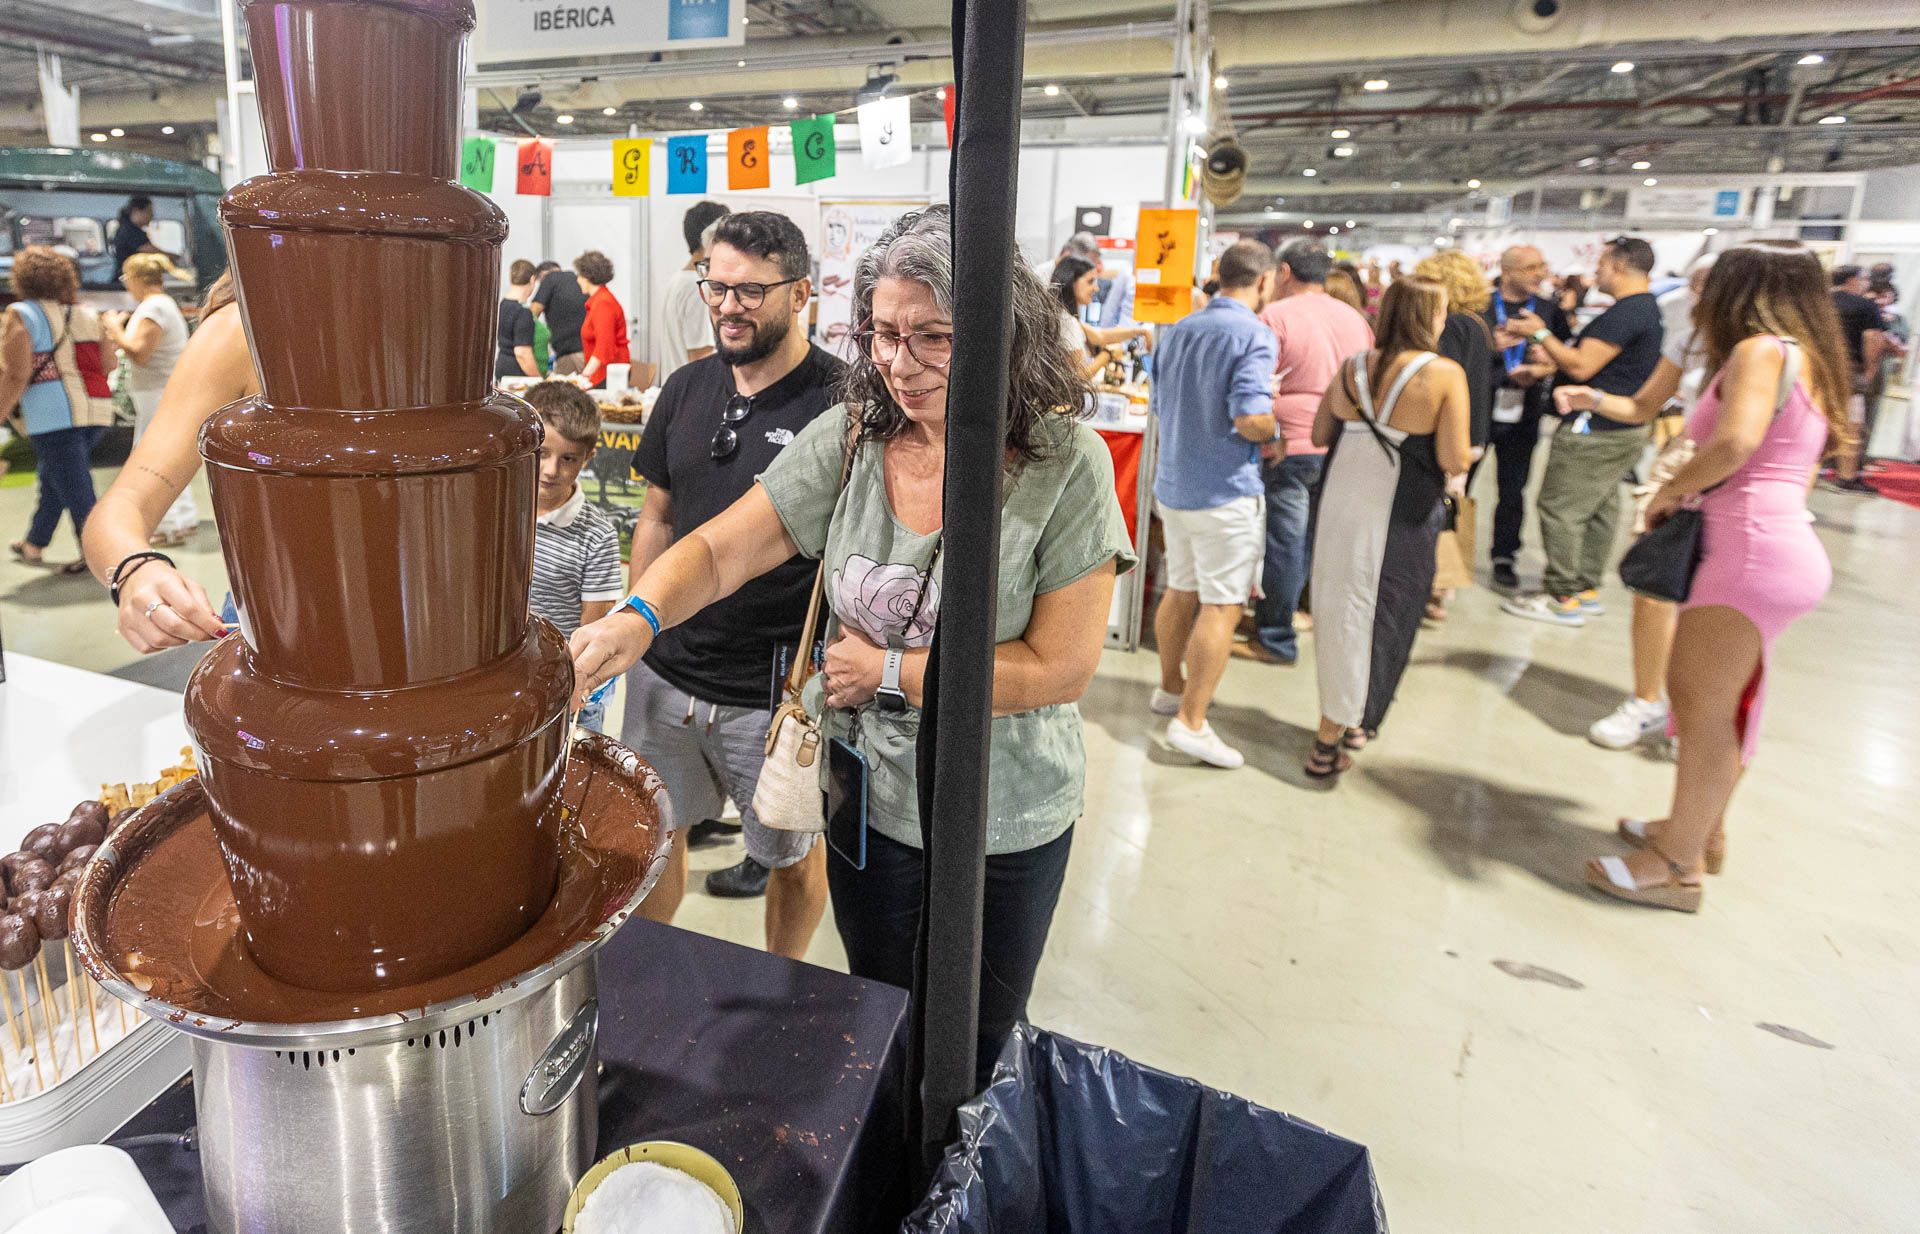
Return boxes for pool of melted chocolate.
[78,735,669,1025]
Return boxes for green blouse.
[758,406,1137,855]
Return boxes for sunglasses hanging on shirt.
[710,393,754,461]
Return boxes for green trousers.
[1534,420,1650,599]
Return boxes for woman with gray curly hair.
[570,205,1135,1079]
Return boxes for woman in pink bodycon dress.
[1586,242,1854,911]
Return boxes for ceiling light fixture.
[1362,79,1388,92]
[1631,160,1651,170]
[1611,61,1634,74]
[1328,226,1339,234]
[1819,114,1847,125]
[1643,177,1658,186]
[1703,227,1719,236]
[736,59,746,68]
[555,114,573,125]
[109,127,125,137]
[1333,145,1355,157]
[1302,167,1317,177]
[1390,180,1401,189]
[1577,156,1598,167]
[1346,219,1357,227]
[90,132,107,142]
[782,97,798,110]
[1214,75,1230,90]
[1467,178,1481,188]
[1043,84,1060,96]
[602,107,617,116]
[689,100,704,112]
[1798,53,1824,66]
[1330,128,1350,139]
[160,125,175,135]
[1304,219,1314,227]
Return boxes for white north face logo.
[765,428,796,446]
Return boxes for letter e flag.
[727,126,770,191]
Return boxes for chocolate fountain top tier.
[244,0,475,179]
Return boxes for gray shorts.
[620,659,816,870]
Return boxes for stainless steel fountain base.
[193,957,599,1234]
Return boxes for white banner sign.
[1625,187,1748,222]
[816,199,928,358]
[857,97,914,171]
[473,0,742,66]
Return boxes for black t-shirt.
[1480,293,1572,428]
[1576,292,1663,423]
[495,298,535,378]
[633,345,845,707]
[111,220,151,283]
[533,271,588,356]
[1437,312,1495,447]
[1832,290,1881,370]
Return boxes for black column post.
[909,0,1027,1183]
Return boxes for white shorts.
[1158,495,1265,606]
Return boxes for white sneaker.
[1149,687,1182,717]
[1588,696,1670,750]
[1166,718,1245,769]
[1501,593,1586,627]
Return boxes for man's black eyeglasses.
[698,278,802,310]
[710,393,754,461]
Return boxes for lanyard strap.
[1494,295,1535,371]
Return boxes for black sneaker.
[1830,477,1877,494]
[1492,559,1520,592]
[687,817,743,849]
[706,856,770,898]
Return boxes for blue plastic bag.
[906,1025,1388,1234]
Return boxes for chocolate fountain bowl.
[71,733,673,1234]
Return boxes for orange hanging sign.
[1134,208,1199,289]
[727,126,770,190]
[1134,284,1195,325]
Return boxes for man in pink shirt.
[1247,241,1373,663]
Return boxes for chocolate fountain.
[71,1,670,1229]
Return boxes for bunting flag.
[459,136,497,191]
[790,116,836,185]
[612,138,651,196]
[857,96,913,170]
[515,137,552,196]
[666,135,708,193]
[727,126,771,190]
[942,86,956,148]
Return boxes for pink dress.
[1681,338,1832,763]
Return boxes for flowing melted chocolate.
[87,739,667,1024]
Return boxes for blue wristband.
[618,595,662,638]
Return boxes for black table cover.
[119,918,911,1233]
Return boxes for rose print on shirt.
[832,553,940,648]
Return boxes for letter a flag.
[667,135,708,194]
[790,116,836,185]
[857,96,912,170]
[515,137,552,196]
[943,86,956,148]
[727,126,771,190]
[612,139,650,197]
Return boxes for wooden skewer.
[0,969,24,1056]
[32,956,61,1083]
[0,1035,13,1103]
[12,973,42,1094]
[76,949,99,1055]
[61,945,82,1066]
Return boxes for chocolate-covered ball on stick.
[0,914,44,1092]
[19,826,62,863]
[9,859,54,897]
[67,801,109,834]
[56,847,95,878]
[34,885,88,1064]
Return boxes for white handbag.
[752,413,858,834]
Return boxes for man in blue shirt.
[1149,240,1278,769]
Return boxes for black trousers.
[828,824,1074,1091]
[1480,409,1544,563]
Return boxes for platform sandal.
[1305,739,1352,779]
[1617,817,1725,875]
[1341,727,1372,751]
[1584,842,1703,913]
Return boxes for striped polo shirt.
[532,484,625,638]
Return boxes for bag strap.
[781,408,863,699]
[1773,336,1800,411]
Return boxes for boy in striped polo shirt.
[526,382,625,731]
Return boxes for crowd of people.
[0,195,1893,1076]
[1148,231,1869,912]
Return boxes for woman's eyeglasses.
[697,278,802,310]
[710,393,754,461]
[852,328,954,370]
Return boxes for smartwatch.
[875,648,908,713]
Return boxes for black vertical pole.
[909,0,1026,1183]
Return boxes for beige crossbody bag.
[753,411,861,834]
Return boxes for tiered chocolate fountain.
[71,1,670,1230]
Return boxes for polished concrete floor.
[4,458,1915,1233]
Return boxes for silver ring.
[143,599,169,619]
